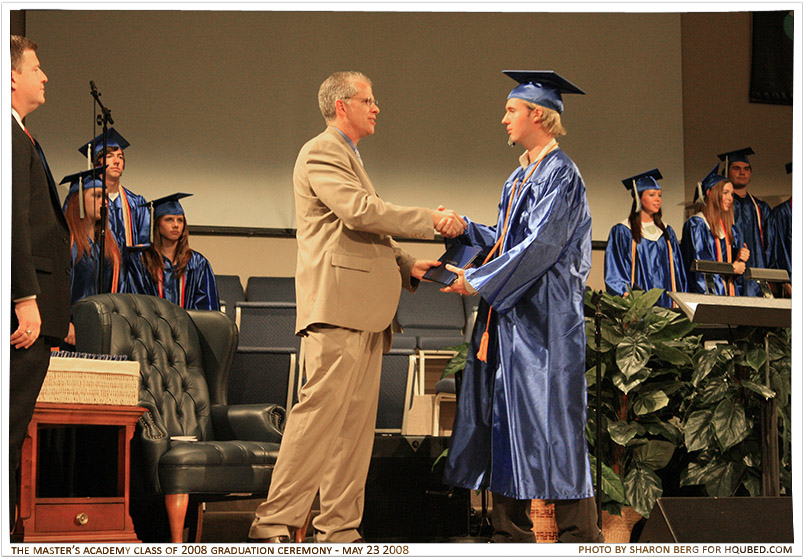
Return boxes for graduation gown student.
[681,165,749,296]
[71,128,151,252]
[441,71,602,543]
[718,147,771,297]
[768,196,792,295]
[604,169,687,308]
[124,193,220,311]
[61,168,122,304]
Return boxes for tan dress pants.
[249,324,384,543]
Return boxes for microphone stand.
[89,81,114,295]
[591,290,603,529]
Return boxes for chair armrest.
[211,404,285,443]
[187,309,239,406]
[131,409,171,497]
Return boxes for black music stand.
[668,291,791,496]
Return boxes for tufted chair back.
[74,293,218,440]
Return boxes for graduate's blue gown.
[443,147,594,500]
[732,193,771,297]
[70,241,119,304]
[604,221,687,308]
[125,250,220,311]
[680,214,745,296]
[768,198,792,279]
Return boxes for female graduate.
[604,169,686,308]
[681,165,749,295]
[61,168,122,344]
[125,193,220,311]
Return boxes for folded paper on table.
[423,244,482,285]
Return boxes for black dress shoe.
[248,535,291,543]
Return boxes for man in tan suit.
[249,71,465,543]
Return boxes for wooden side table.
[14,403,145,543]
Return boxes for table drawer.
[36,502,126,532]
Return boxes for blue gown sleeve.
[122,251,159,297]
[186,252,220,311]
[681,217,710,294]
[604,223,633,297]
[465,163,589,313]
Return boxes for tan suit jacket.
[293,126,434,336]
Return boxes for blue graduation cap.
[60,166,107,219]
[139,193,193,243]
[717,147,754,171]
[78,128,130,162]
[503,70,585,114]
[621,169,662,212]
[695,164,728,203]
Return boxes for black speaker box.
[361,434,470,542]
[638,497,793,543]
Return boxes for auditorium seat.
[396,282,468,394]
[245,276,296,303]
[376,344,417,434]
[230,301,301,412]
[215,274,245,320]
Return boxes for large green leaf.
[616,334,651,379]
[589,454,626,505]
[612,368,651,395]
[632,390,670,416]
[646,308,697,341]
[740,346,767,372]
[741,380,775,400]
[684,409,714,451]
[623,466,660,518]
[608,420,641,445]
[623,289,665,325]
[652,341,692,366]
[440,342,469,378]
[629,439,676,469]
[696,377,732,406]
[692,345,728,387]
[680,451,738,497]
[713,397,751,451]
[642,417,683,445]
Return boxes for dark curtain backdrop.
[750,10,794,105]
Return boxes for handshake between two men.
[409,205,475,297]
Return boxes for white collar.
[620,218,664,241]
[519,138,558,170]
[12,109,24,130]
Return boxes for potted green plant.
[584,288,699,520]
[679,326,791,497]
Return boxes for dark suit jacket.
[11,121,71,340]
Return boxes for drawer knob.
[76,513,89,526]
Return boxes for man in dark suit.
[10,34,71,533]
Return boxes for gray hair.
[318,71,371,122]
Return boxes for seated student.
[681,165,750,295]
[768,193,792,297]
[74,128,150,250]
[60,168,122,345]
[604,169,686,308]
[124,193,220,311]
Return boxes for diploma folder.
[423,244,482,285]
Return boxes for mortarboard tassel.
[696,181,704,203]
[632,179,641,213]
[78,180,85,219]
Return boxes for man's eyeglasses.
[343,96,379,107]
